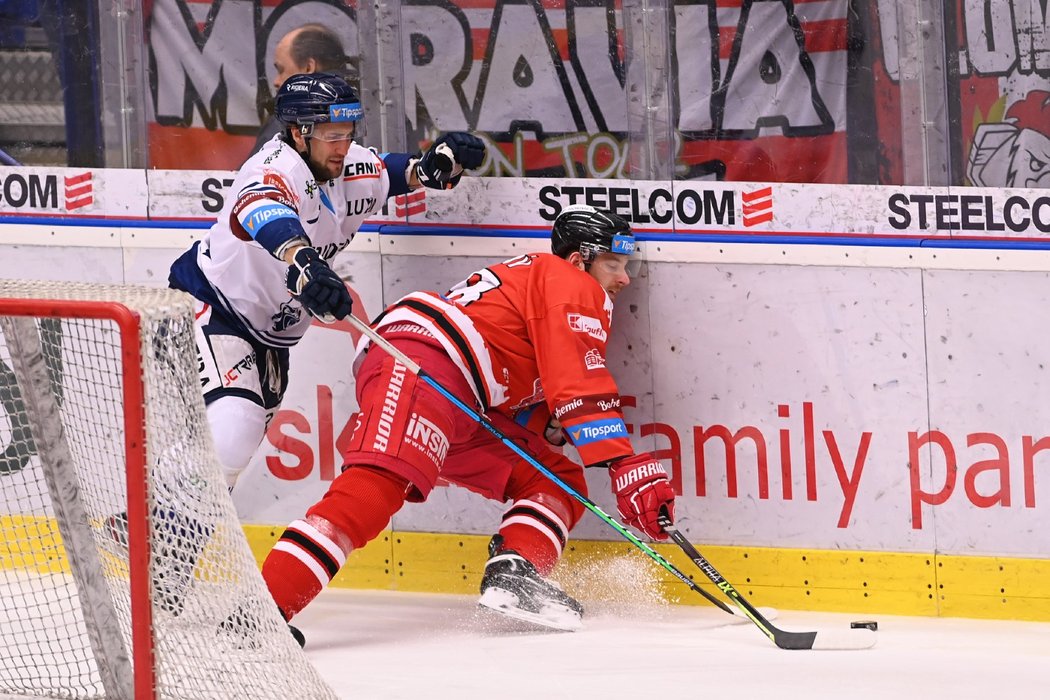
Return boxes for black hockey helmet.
[551,204,635,262]
[274,72,363,135]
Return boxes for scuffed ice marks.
[554,553,673,620]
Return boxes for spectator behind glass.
[249,23,354,158]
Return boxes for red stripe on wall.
[471,28,489,58]
[717,19,846,60]
[802,19,848,53]
[148,123,255,170]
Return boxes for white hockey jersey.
[172,136,391,347]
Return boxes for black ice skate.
[477,537,583,632]
[218,601,306,649]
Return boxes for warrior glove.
[609,453,676,540]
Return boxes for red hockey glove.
[609,453,676,540]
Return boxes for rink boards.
[2,168,1050,620]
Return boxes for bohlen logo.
[64,172,93,211]
[741,186,772,227]
[394,190,426,218]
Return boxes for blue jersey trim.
[381,152,412,197]
[251,215,307,255]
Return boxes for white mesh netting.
[0,281,338,700]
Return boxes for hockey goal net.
[0,281,337,700]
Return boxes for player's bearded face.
[587,252,632,300]
[304,122,355,181]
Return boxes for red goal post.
[0,281,336,700]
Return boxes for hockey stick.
[658,516,876,650]
[346,314,760,621]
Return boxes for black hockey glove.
[286,247,352,323]
[415,132,486,190]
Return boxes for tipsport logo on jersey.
[567,418,629,446]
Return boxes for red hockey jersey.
[364,252,633,466]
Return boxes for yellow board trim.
[3,515,1046,622]
[243,526,1050,622]
[0,515,70,575]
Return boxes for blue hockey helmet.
[274,72,363,134]
[551,205,635,262]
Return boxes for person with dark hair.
[167,72,485,494]
[259,204,677,643]
[106,76,482,622]
[250,23,355,156]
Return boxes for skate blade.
[478,587,582,632]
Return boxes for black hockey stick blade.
[659,517,876,651]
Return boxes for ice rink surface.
[296,586,1050,700]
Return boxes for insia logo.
[394,190,426,217]
[584,348,605,370]
[65,172,93,210]
[568,418,628,446]
[405,412,450,463]
[567,313,607,342]
[742,186,773,227]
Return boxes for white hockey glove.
[414,132,486,190]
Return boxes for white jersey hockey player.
[167,71,486,489]
[109,74,483,622]
[176,123,384,348]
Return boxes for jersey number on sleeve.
[446,254,532,306]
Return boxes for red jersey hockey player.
[260,205,677,640]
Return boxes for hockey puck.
[850,620,878,631]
